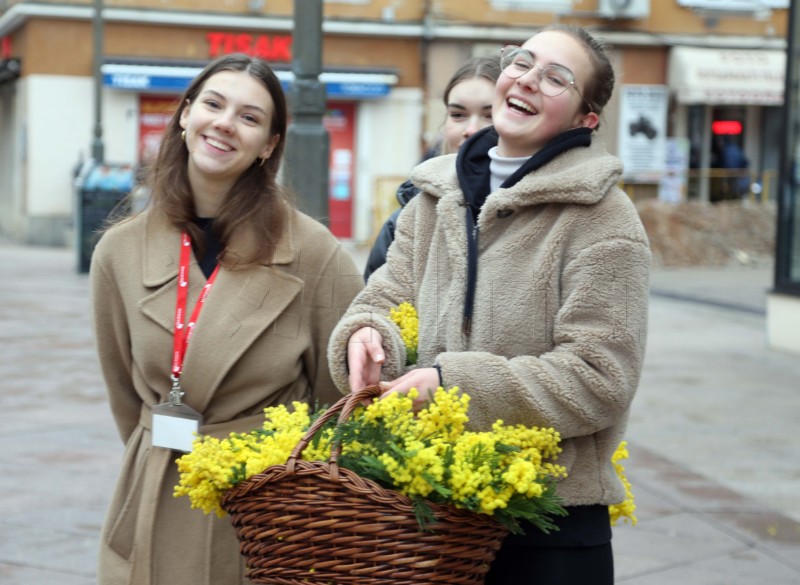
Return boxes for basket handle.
[285,385,383,476]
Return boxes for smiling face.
[492,30,599,158]
[442,76,495,154]
[179,69,279,205]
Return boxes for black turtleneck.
[193,217,222,279]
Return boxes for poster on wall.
[324,102,356,239]
[138,95,178,164]
[617,84,668,182]
[659,137,690,204]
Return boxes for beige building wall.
[432,0,785,36]
[0,0,791,244]
[2,0,426,20]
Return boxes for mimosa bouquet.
[387,302,637,527]
[175,385,568,535]
[172,302,634,584]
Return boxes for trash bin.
[75,160,134,273]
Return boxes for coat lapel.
[139,214,183,334]
[179,264,303,414]
[137,212,303,414]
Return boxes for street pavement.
[1,239,799,584]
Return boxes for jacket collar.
[411,131,622,210]
[138,211,304,413]
[142,208,297,286]
[410,128,622,337]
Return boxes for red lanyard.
[171,232,220,385]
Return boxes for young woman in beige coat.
[328,25,650,584]
[90,54,363,585]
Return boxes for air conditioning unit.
[598,0,650,19]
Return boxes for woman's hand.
[347,327,385,391]
[380,368,441,412]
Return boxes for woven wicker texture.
[221,386,509,584]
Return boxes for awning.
[668,46,785,106]
[101,62,399,99]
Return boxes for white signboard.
[677,0,788,9]
[668,47,785,106]
[659,138,690,204]
[617,84,668,182]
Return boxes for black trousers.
[484,542,614,585]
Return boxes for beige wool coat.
[328,138,651,508]
[90,209,363,585]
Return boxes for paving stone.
[3,241,800,584]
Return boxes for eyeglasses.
[500,45,593,112]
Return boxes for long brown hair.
[146,53,291,268]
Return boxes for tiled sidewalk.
[2,241,799,584]
[614,443,800,584]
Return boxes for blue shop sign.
[102,64,397,99]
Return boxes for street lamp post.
[284,0,329,225]
[92,0,104,163]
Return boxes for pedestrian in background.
[328,24,650,584]
[90,53,362,585]
[363,55,501,280]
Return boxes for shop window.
[776,105,800,289]
[710,106,748,202]
[686,105,704,199]
[786,143,800,285]
[775,0,800,293]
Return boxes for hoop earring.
[181,130,186,142]
[259,157,266,167]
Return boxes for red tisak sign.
[207,32,292,62]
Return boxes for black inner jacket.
[455,125,593,335]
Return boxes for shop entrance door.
[324,102,356,238]
[710,106,748,201]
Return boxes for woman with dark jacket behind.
[363,55,500,280]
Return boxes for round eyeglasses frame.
[500,45,594,113]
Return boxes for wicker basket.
[221,385,509,585]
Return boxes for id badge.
[151,402,203,453]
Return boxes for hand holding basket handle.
[221,384,508,585]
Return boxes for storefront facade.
[668,45,786,203]
[0,0,790,247]
[0,6,423,244]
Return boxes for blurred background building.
[0,0,789,244]
[0,0,796,353]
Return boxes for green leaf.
[422,472,452,500]
[230,462,248,486]
[492,486,568,534]
[494,442,521,454]
[412,496,436,532]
